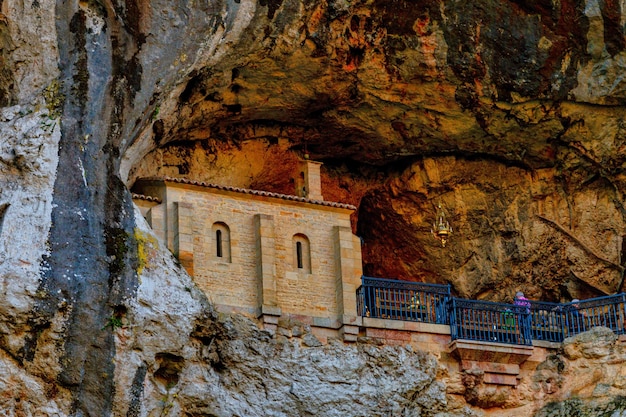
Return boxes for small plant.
[34,289,48,299]
[159,387,178,416]
[102,315,123,331]
[159,397,174,416]
[151,104,160,121]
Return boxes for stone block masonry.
[173,201,194,276]
[133,178,362,340]
[299,160,323,200]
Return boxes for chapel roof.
[131,193,162,204]
[135,176,357,210]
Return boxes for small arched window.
[212,222,231,262]
[216,229,223,258]
[292,234,311,273]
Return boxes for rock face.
[437,327,626,417]
[168,318,448,417]
[533,328,626,417]
[0,0,626,415]
[112,215,467,417]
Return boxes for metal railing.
[356,276,451,324]
[529,300,566,343]
[356,277,626,346]
[560,294,626,338]
[449,298,532,346]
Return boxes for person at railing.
[514,291,532,342]
[571,299,585,314]
[567,299,588,334]
[407,294,425,321]
[514,292,531,310]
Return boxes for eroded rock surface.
[0,0,626,415]
[532,328,626,417]
[124,0,626,301]
[110,214,473,417]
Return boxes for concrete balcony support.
[449,339,534,386]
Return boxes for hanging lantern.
[432,203,452,247]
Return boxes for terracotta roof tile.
[131,193,162,203]
[156,176,356,210]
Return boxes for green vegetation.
[151,104,160,121]
[43,80,64,119]
[102,315,123,331]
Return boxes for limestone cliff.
[0,0,626,415]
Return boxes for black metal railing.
[356,277,626,346]
[449,298,532,346]
[529,300,566,343]
[560,294,626,338]
[356,276,451,324]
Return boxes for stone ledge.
[365,327,412,342]
[483,373,519,386]
[340,325,359,342]
[261,304,282,317]
[532,339,562,349]
[362,317,451,335]
[285,313,343,329]
[262,314,279,325]
[450,339,534,387]
[449,339,534,364]
[461,360,520,375]
[341,314,362,327]
[214,303,261,318]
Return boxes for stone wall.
[134,179,362,330]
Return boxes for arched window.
[292,234,311,273]
[296,241,303,269]
[212,222,231,262]
[216,229,223,258]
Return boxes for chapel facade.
[132,160,363,341]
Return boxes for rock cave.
[1,0,626,415]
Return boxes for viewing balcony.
[356,276,451,325]
[355,277,626,387]
[449,298,532,346]
[356,276,626,347]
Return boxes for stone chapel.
[132,160,363,341]
[131,162,545,387]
